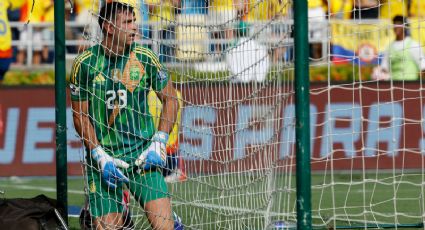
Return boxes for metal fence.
[9,19,329,68]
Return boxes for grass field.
[0,172,424,229]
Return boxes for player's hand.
[91,146,130,189]
[135,131,168,171]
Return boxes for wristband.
[91,146,105,162]
[152,131,169,144]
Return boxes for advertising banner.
[0,84,424,176]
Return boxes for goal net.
[309,0,425,229]
[72,0,293,229]
[71,0,425,229]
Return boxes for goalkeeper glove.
[135,131,168,171]
[91,146,130,189]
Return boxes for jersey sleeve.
[69,52,92,101]
[136,46,169,92]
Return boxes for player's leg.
[16,29,28,65]
[145,197,173,229]
[94,213,124,230]
[128,169,174,229]
[86,161,125,229]
[32,30,43,65]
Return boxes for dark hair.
[98,2,135,30]
[393,15,407,25]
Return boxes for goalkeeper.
[70,1,180,229]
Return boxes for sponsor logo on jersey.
[94,73,106,82]
[89,182,96,193]
[69,84,80,95]
[157,70,168,83]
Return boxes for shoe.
[164,169,187,183]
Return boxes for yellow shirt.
[148,90,183,154]
[380,0,407,19]
[246,0,287,21]
[145,0,175,25]
[308,0,323,8]
[329,0,353,19]
[20,0,52,23]
[210,0,234,12]
[410,0,425,18]
[76,0,99,14]
[0,0,25,55]
[43,2,54,22]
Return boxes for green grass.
[0,172,424,229]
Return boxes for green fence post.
[54,0,68,224]
[293,0,312,229]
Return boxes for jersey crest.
[122,52,146,92]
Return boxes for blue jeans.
[0,58,12,81]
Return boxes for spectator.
[409,0,425,18]
[41,0,54,63]
[352,0,379,19]
[139,0,151,41]
[327,0,353,19]
[16,0,51,65]
[75,0,101,43]
[208,0,236,60]
[308,0,326,60]
[239,0,288,63]
[64,0,78,54]
[225,21,270,82]
[180,0,207,14]
[7,3,22,48]
[145,0,180,62]
[380,15,425,81]
[380,0,407,20]
[0,0,26,83]
[242,0,286,22]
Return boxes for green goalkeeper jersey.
[70,43,169,163]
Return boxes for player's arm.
[156,80,179,134]
[135,80,179,169]
[71,100,99,151]
[380,48,390,74]
[135,49,179,169]
[70,54,128,188]
[72,100,129,188]
[69,53,99,151]
[410,42,425,79]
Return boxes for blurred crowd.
[4,0,425,66]
[3,0,290,65]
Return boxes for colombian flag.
[331,20,394,65]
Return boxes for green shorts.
[86,164,169,217]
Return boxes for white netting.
[73,0,293,229]
[310,1,425,229]
[72,0,425,229]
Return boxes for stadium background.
[2,0,425,174]
[1,0,425,228]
